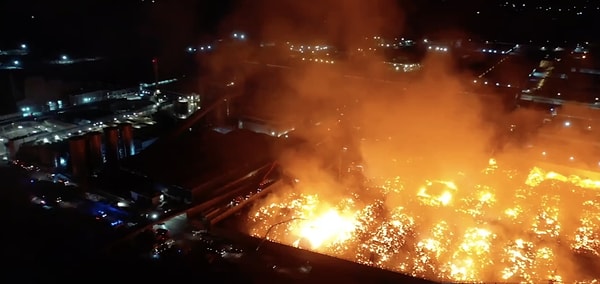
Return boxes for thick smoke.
[200,0,600,282]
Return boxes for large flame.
[293,209,357,249]
[245,158,600,283]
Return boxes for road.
[153,212,189,238]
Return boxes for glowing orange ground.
[245,159,600,283]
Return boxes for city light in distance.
[232,32,246,40]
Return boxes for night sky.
[0,0,235,56]
[2,0,599,55]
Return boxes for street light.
[13,60,20,66]
[20,44,27,49]
[61,55,68,61]
[255,217,306,251]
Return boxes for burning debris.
[244,158,600,283]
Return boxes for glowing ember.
[245,160,600,282]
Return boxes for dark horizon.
[2,1,600,54]
[1,0,599,115]
[0,0,235,56]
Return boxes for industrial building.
[1,96,158,160]
[3,97,164,184]
[518,44,600,109]
[122,128,293,205]
[237,116,295,138]
[113,85,302,206]
[13,121,148,183]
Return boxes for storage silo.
[104,126,120,165]
[86,131,103,172]
[39,144,59,168]
[68,135,88,181]
[6,139,17,161]
[118,123,134,157]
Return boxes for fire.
[416,180,456,207]
[245,160,600,283]
[293,209,357,249]
[525,166,600,189]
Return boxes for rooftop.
[123,129,291,190]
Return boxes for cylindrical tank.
[104,126,120,165]
[68,135,88,181]
[6,139,17,161]
[86,131,103,171]
[118,123,134,157]
[174,98,190,118]
[39,145,59,168]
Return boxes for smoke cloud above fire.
[210,0,496,167]
[212,0,500,187]
[198,0,600,282]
